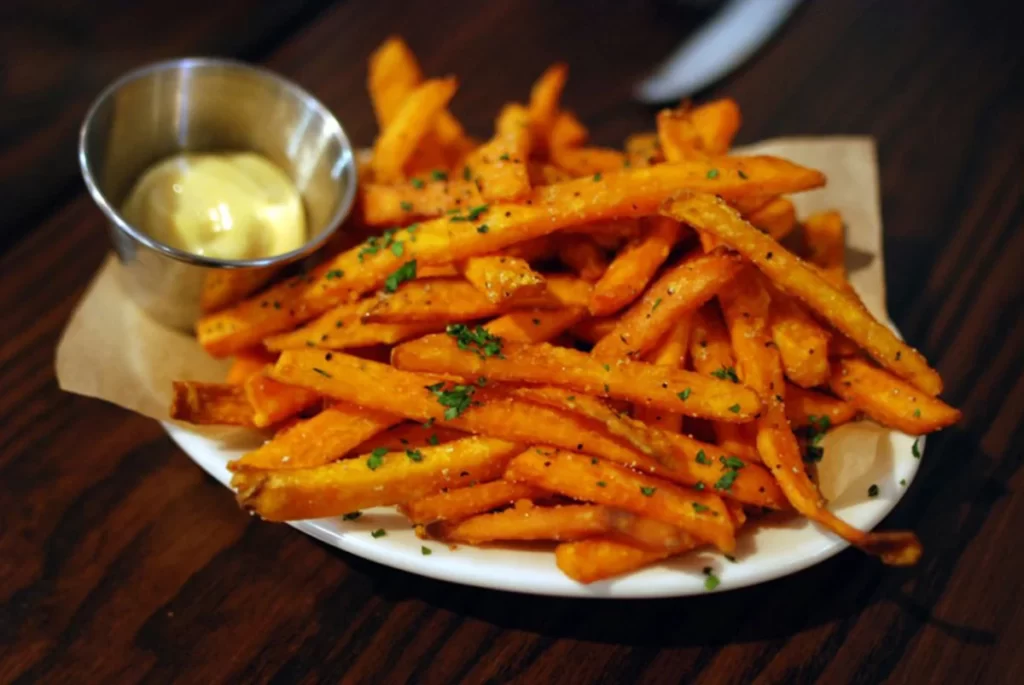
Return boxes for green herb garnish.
[446,323,504,358]
[383,260,417,293]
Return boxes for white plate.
[164,395,923,599]
[163,138,924,597]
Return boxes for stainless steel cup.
[79,58,357,331]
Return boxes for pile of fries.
[172,37,960,585]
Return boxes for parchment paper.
[56,137,885,424]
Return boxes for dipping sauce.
[121,152,307,260]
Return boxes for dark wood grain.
[2,0,1023,683]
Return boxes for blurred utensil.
[634,0,803,103]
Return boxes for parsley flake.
[421,546,433,555]
[367,447,387,470]
[695,450,711,465]
[596,481,607,487]
[868,484,880,497]
[712,366,740,383]
[383,260,417,293]
[325,269,344,280]
[342,511,362,521]
[912,439,921,459]
[431,169,448,181]
[707,168,720,179]
[406,448,424,462]
[410,177,425,189]
[476,224,489,233]
[400,201,414,212]
[692,502,710,513]
[640,486,657,497]
[446,323,504,358]
[678,388,691,401]
[427,382,478,420]
[728,404,741,413]
[371,529,387,538]
[427,434,440,446]
[593,173,602,182]
[312,367,332,378]
[703,568,720,591]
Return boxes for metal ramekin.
[79,58,358,331]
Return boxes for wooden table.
[2,1,1022,682]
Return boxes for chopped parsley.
[692,502,710,513]
[342,511,362,521]
[738,170,749,180]
[714,469,740,491]
[383,260,417,293]
[358,228,400,262]
[913,408,922,418]
[868,484,879,497]
[803,414,831,462]
[640,486,657,497]
[466,204,489,221]
[367,447,388,470]
[498,152,510,161]
[703,567,720,591]
[695,450,711,465]
[446,323,504,358]
[695,481,706,491]
[900,479,907,487]
[427,434,439,446]
[406,448,424,462]
[400,201,414,212]
[476,224,489,234]
[596,481,607,487]
[912,439,921,459]
[410,177,425,189]
[602,364,611,372]
[431,169,448,181]
[711,366,740,383]
[719,455,745,470]
[422,417,436,429]
[391,241,405,257]
[651,297,663,312]
[421,546,433,555]
[463,165,472,181]
[727,404,741,413]
[593,172,602,182]
[312,367,332,378]
[325,269,344,280]
[371,529,387,538]
[706,168,720,180]
[591,458,599,465]
[426,381,478,420]
[678,388,691,401]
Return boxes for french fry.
[350,421,467,454]
[391,333,762,420]
[170,381,255,427]
[403,480,545,524]
[228,403,401,472]
[555,536,690,584]
[804,210,846,286]
[514,388,786,508]
[234,436,520,521]
[784,383,858,429]
[243,374,321,428]
[589,217,682,316]
[504,448,736,552]
[548,110,589,150]
[264,298,442,351]
[557,236,609,282]
[364,276,590,323]
[634,315,692,432]
[606,509,697,553]
[657,107,704,162]
[201,267,282,314]
[690,99,742,155]
[226,349,277,384]
[528,162,575,186]
[460,255,547,304]
[271,351,785,508]
[367,36,423,127]
[361,178,483,225]
[769,289,831,388]
[373,77,459,183]
[663,193,943,396]
[569,315,618,344]
[624,133,663,168]
[483,307,587,344]
[436,504,614,544]
[829,358,961,434]
[529,63,569,150]
[746,197,796,241]
[198,156,826,356]
[550,146,627,176]
[591,250,744,360]
[465,103,532,202]
[719,271,921,565]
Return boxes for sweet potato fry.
[746,197,796,241]
[368,36,423,127]
[690,98,742,155]
[243,375,321,428]
[591,250,744,360]
[784,383,858,428]
[589,217,682,316]
[364,276,589,323]
[436,504,614,544]
[226,349,277,384]
[829,358,961,434]
[528,162,575,186]
[557,236,609,282]
[548,110,588,150]
[352,422,467,454]
[484,307,587,344]
[555,536,691,584]
[663,193,943,396]
[720,271,921,565]
[228,403,401,472]
[264,298,442,351]
[465,103,532,202]
[529,63,568,149]
[634,315,692,431]
[403,480,545,524]
[657,107,705,162]
[170,381,255,427]
[234,436,520,521]
[198,156,825,356]
[201,267,282,314]
[624,133,663,168]
[550,146,627,176]
[361,178,483,225]
[271,351,785,509]
[606,509,697,553]
[514,388,785,508]
[504,448,735,552]
[804,210,846,285]
[460,255,547,304]
[392,333,762,420]
[373,78,458,183]
[769,289,831,388]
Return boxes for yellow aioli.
[121,152,307,260]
